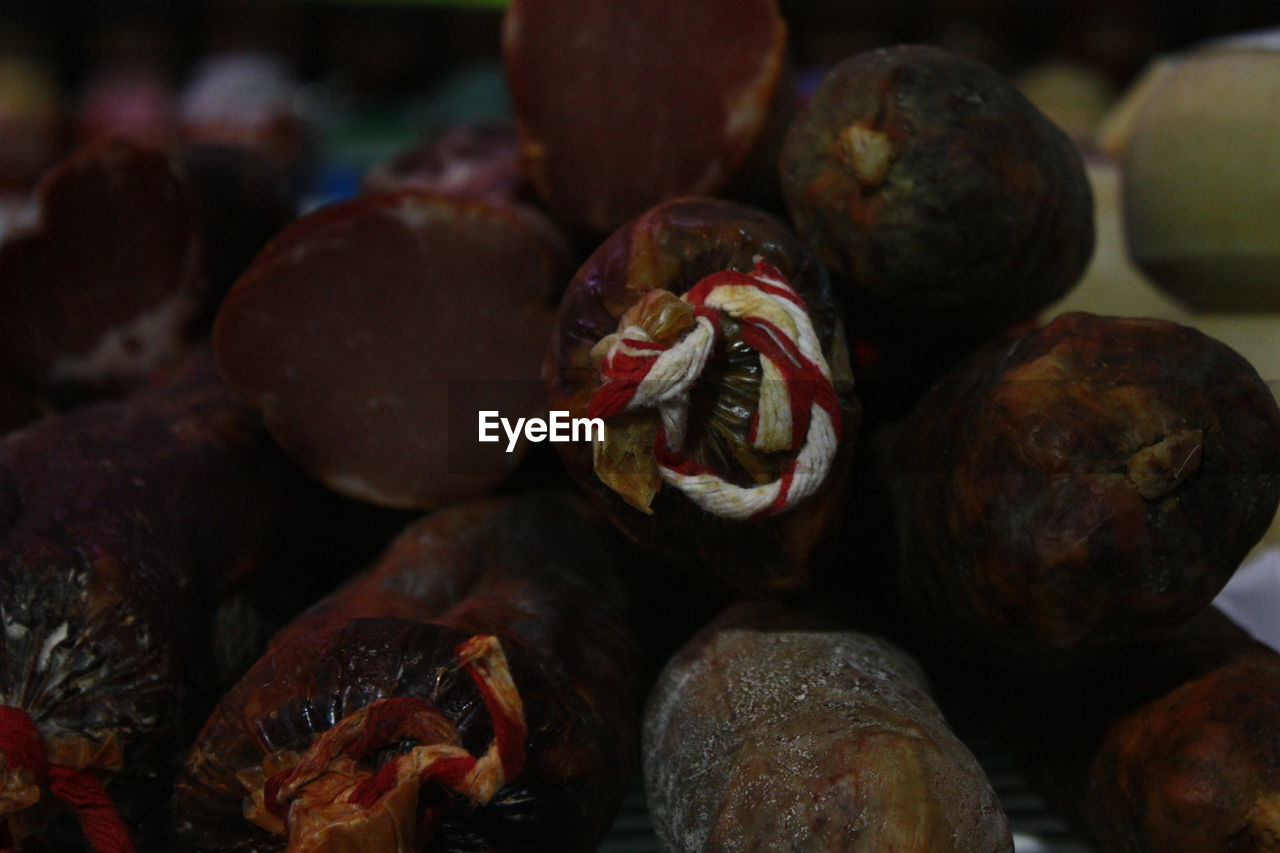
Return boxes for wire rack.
[599,746,1097,853]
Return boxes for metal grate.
[598,760,1096,853]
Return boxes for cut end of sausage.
[0,139,204,395]
[503,0,788,232]
[214,191,567,509]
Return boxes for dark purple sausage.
[503,0,791,233]
[0,354,350,850]
[890,312,1280,669]
[214,190,569,509]
[0,140,204,399]
[174,492,640,853]
[934,608,1280,851]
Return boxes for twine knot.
[589,259,842,520]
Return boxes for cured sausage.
[780,44,1093,336]
[935,608,1280,851]
[0,354,353,851]
[0,140,204,399]
[890,312,1280,668]
[503,0,791,233]
[643,601,1013,852]
[175,492,641,853]
[214,190,569,509]
[545,197,859,595]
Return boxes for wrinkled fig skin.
[546,197,860,597]
[781,44,1094,334]
[643,602,1013,852]
[0,354,344,848]
[175,493,641,853]
[932,609,1280,852]
[504,0,789,233]
[891,312,1280,669]
[0,139,204,400]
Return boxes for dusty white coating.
[642,603,1012,852]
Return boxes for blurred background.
[1,0,1277,207]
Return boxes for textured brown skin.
[0,353,346,848]
[643,601,1013,852]
[931,608,1280,852]
[174,493,641,853]
[503,0,790,233]
[780,44,1094,334]
[0,139,204,398]
[545,197,859,596]
[214,190,568,510]
[1091,649,1280,851]
[891,312,1280,669]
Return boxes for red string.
[0,706,134,853]
[267,636,527,829]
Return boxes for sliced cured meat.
[503,0,790,233]
[215,191,568,509]
[0,139,204,398]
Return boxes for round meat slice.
[214,191,567,509]
[502,0,789,233]
[0,139,203,397]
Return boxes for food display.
[936,607,1280,851]
[545,196,859,596]
[644,601,1013,851]
[0,353,363,850]
[0,140,204,400]
[890,312,1280,669]
[174,493,640,852]
[2,4,1279,852]
[780,44,1094,337]
[214,190,568,509]
[503,0,792,233]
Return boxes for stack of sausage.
[2,2,1278,852]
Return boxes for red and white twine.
[589,259,841,521]
[253,635,526,848]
